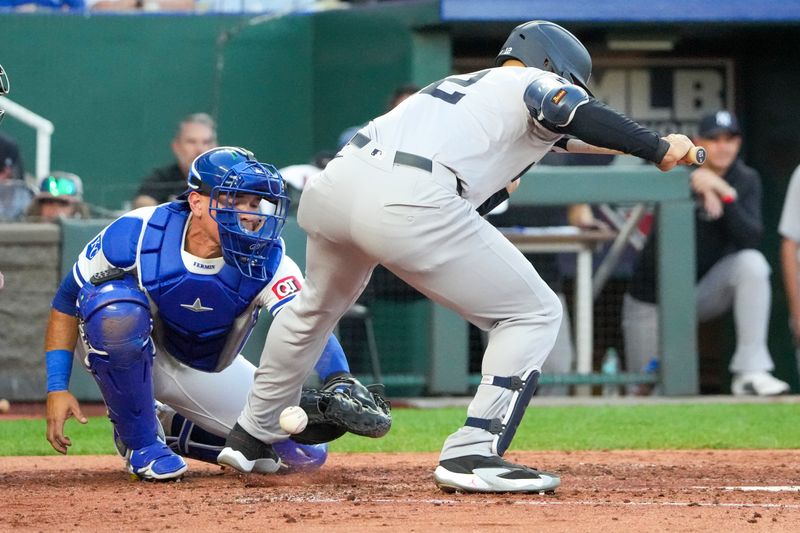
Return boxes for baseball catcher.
[44,146,391,480]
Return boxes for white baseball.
[279,406,308,434]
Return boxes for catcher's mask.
[495,20,593,96]
[182,146,290,281]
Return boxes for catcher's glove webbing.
[293,372,392,445]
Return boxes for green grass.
[2,403,799,456]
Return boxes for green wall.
[0,3,440,210]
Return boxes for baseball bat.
[562,138,707,165]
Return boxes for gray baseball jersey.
[239,66,568,460]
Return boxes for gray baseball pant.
[238,139,562,460]
[623,249,775,375]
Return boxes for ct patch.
[86,235,102,260]
[272,276,301,299]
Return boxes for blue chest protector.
[139,203,282,371]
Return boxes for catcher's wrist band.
[46,349,74,392]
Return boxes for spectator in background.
[0,0,84,11]
[0,133,32,222]
[623,111,790,396]
[337,84,419,149]
[132,113,217,208]
[279,150,336,214]
[26,172,89,222]
[0,0,193,11]
[779,163,800,378]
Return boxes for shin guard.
[464,369,540,456]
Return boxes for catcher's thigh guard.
[464,369,540,456]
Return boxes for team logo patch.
[272,276,301,299]
[551,89,568,105]
[86,235,101,260]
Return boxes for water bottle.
[601,347,620,397]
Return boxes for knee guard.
[464,368,540,456]
[77,272,159,450]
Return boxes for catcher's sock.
[434,454,560,493]
[217,423,282,474]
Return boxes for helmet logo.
[500,47,513,55]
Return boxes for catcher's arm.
[44,308,87,455]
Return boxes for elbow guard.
[524,77,589,129]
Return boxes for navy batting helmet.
[495,20,593,95]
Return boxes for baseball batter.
[224,20,698,493]
[44,147,390,480]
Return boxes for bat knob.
[693,146,707,165]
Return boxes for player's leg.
[697,250,788,395]
[621,293,660,387]
[152,354,328,471]
[539,293,575,396]
[376,188,563,492]
[77,274,186,480]
[233,233,376,446]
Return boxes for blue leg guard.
[78,274,160,450]
[162,409,328,472]
[464,369,540,456]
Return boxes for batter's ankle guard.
[464,369,540,456]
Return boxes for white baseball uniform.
[240,66,567,460]
[70,206,304,437]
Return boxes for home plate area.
[2,450,799,532]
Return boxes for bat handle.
[689,146,706,165]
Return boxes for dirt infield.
[2,450,799,532]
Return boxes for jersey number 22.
[420,70,490,105]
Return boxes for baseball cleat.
[433,454,560,493]
[731,372,790,396]
[217,423,283,474]
[126,440,188,481]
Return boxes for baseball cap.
[35,172,83,202]
[697,111,741,138]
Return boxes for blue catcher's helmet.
[184,146,290,281]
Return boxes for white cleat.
[434,455,560,493]
[731,372,791,396]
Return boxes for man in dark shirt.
[132,113,217,208]
[623,111,790,396]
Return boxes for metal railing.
[1,98,54,179]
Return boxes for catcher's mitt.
[293,372,392,445]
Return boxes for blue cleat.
[126,440,188,481]
[273,440,328,473]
